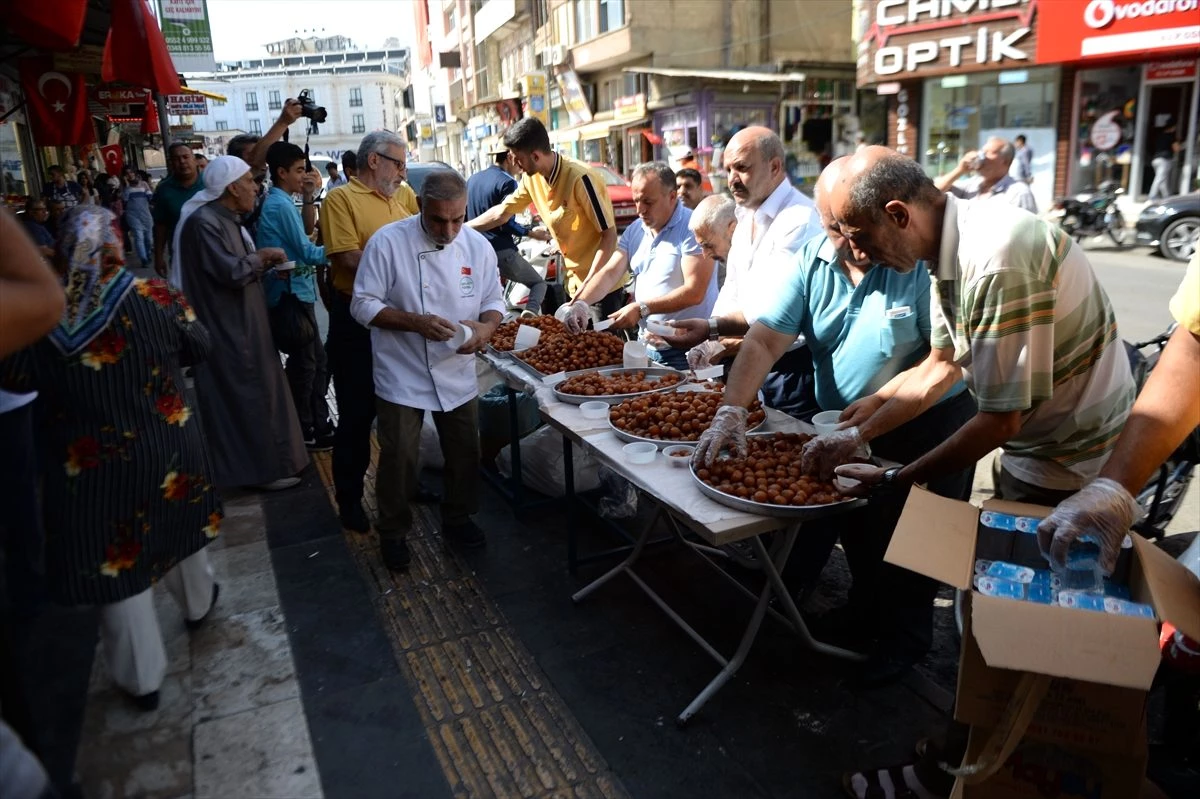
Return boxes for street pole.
[157,93,171,146]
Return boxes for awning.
[578,119,613,140]
[548,127,580,144]
[180,87,228,103]
[622,66,806,83]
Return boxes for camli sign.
[856,0,1038,85]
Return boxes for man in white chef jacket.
[351,170,505,570]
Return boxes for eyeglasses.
[374,152,405,169]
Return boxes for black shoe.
[127,690,160,712]
[845,652,920,691]
[805,605,872,652]
[380,537,411,570]
[185,583,221,631]
[443,521,486,550]
[304,428,335,452]
[339,499,370,533]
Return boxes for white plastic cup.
[274,261,296,272]
[579,400,609,419]
[645,320,678,338]
[623,340,650,368]
[447,323,472,351]
[661,445,692,467]
[811,410,843,435]
[513,324,541,351]
[622,442,657,464]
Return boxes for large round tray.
[553,366,686,406]
[607,392,765,448]
[691,469,867,520]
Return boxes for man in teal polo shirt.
[694,158,977,688]
[257,142,332,451]
[153,143,205,277]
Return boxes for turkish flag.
[100,145,125,177]
[103,0,181,95]
[141,92,160,136]
[0,0,89,50]
[18,58,96,147]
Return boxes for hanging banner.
[164,93,208,115]
[553,68,593,127]
[18,57,96,147]
[521,72,549,125]
[156,0,217,73]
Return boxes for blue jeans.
[647,345,689,371]
[125,214,153,266]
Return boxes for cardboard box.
[887,488,1200,793]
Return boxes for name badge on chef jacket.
[459,265,475,297]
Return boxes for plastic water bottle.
[1051,539,1104,593]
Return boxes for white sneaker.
[256,477,301,491]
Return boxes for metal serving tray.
[691,470,867,520]
[552,366,685,406]
[607,392,765,448]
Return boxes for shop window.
[352,114,366,134]
[245,92,258,112]
[350,87,363,107]
[1069,66,1140,196]
[268,90,281,111]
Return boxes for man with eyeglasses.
[320,130,420,534]
[19,198,55,258]
[152,142,204,278]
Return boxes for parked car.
[1136,192,1200,262]
[587,162,637,230]
[406,161,457,196]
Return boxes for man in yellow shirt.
[467,117,621,320]
[320,130,416,533]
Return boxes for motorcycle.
[1049,180,1129,248]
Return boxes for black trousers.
[790,389,978,658]
[759,345,819,420]
[281,300,331,435]
[326,293,376,506]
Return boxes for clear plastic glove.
[800,426,864,480]
[686,340,726,370]
[692,405,749,468]
[554,300,591,333]
[1036,478,1140,574]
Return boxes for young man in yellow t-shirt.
[319,130,415,533]
[467,117,621,320]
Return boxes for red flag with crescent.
[18,57,95,147]
[100,145,125,177]
[141,91,160,136]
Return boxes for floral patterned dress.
[1,278,223,606]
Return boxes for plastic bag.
[496,425,601,497]
[417,412,444,471]
[597,467,638,518]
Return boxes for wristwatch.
[638,301,651,320]
[708,317,720,341]
[880,466,904,486]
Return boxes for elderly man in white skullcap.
[177,155,309,491]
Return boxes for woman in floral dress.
[0,206,222,709]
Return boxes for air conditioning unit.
[540,44,566,67]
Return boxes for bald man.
[663,126,822,416]
[829,148,1133,798]
[934,136,1036,214]
[692,158,977,687]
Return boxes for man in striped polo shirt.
[819,147,1135,799]
[817,146,1134,509]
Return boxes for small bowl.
[661,444,692,466]
[622,442,657,464]
[835,474,861,492]
[579,401,609,419]
[811,409,843,435]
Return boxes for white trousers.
[98,547,215,696]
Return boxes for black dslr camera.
[297,89,327,130]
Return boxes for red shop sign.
[1036,0,1200,64]
[1146,59,1198,80]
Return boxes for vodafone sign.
[1037,0,1200,62]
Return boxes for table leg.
[752,532,867,663]
[506,386,524,505]
[570,518,653,604]
[563,433,578,573]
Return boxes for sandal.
[842,763,948,799]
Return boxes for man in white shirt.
[935,136,1037,214]
[663,126,823,414]
[350,170,505,570]
[562,162,716,369]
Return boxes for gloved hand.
[692,405,749,468]
[1036,478,1139,575]
[554,300,591,334]
[686,340,726,370]
[800,426,864,480]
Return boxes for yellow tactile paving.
[312,448,629,799]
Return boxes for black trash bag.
[270,291,315,354]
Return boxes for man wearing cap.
[466,146,552,316]
[351,170,504,569]
[177,155,309,491]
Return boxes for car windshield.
[591,165,627,187]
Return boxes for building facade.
[855,0,1198,210]
[180,36,411,164]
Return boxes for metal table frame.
[542,406,867,725]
